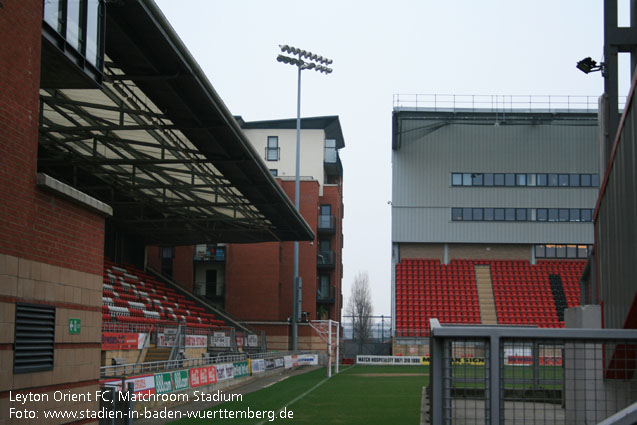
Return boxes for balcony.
[318,214,336,234]
[324,146,343,176]
[316,286,336,304]
[317,251,336,269]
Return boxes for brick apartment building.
[148,116,345,350]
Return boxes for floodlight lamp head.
[576,57,601,74]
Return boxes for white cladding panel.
[243,128,325,187]
[392,117,599,244]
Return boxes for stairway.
[475,265,498,325]
[143,347,171,363]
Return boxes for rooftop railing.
[393,94,627,113]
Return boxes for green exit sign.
[69,318,81,334]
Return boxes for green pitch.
[169,365,429,425]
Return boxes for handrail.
[146,265,254,334]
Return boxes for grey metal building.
[391,97,601,332]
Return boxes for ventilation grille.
[14,303,55,374]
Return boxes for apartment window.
[266,136,279,161]
[14,303,55,373]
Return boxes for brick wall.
[0,2,104,423]
[0,0,104,276]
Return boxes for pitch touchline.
[254,366,354,425]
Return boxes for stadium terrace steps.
[143,347,171,363]
[475,265,498,325]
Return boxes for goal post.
[309,319,340,377]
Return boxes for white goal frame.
[308,319,340,377]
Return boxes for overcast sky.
[155,0,631,316]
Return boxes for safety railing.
[393,94,627,113]
[100,350,318,377]
[429,319,637,424]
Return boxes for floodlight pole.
[292,64,302,352]
[277,45,332,351]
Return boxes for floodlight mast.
[277,45,333,351]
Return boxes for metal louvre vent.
[14,303,55,374]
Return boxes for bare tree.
[347,271,373,351]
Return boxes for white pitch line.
[254,366,354,425]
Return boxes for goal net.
[308,319,340,377]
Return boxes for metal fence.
[429,320,637,424]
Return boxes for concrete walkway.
[134,366,321,425]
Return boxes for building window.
[494,208,505,221]
[269,169,278,176]
[516,174,527,186]
[581,209,593,222]
[548,174,559,186]
[462,208,472,221]
[515,208,527,221]
[484,208,494,221]
[505,208,515,221]
[537,208,547,221]
[494,173,505,186]
[462,173,472,186]
[484,173,494,186]
[472,208,483,221]
[537,174,548,186]
[505,173,515,186]
[266,136,279,161]
[558,174,569,187]
[569,174,580,187]
[558,209,569,222]
[472,173,484,186]
[535,244,592,259]
[580,174,591,187]
[452,173,462,186]
[14,303,55,373]
[452,208,462,221]
[591,174,600,187]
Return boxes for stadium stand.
[395,258,584,336]
[101,259,227,331]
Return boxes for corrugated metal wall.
[392,111,599,244]
[595,93,637,329]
